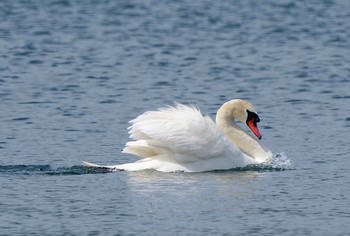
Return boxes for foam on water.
[255,152,293,170]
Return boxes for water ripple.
[0,165,109,175]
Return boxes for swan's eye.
[246,110,260,124]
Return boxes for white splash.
[261,152,294,170]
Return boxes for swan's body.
[84,99,272,172]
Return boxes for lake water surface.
[1,0,350,235]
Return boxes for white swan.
[84,99,272,172]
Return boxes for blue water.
[1,0,350,235]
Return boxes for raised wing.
[124,103,243,163]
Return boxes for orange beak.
[247,119,262,140]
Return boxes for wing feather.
[124,103,240,163]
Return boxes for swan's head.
[217,99,262,139]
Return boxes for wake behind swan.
[84,99,274,172]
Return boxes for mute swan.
[84,99,272,172]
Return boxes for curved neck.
[216,106,271,162]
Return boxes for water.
[1,0,350,235]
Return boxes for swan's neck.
[215,107,270,162]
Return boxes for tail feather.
[122,141,157,158]
[122,140,170,158]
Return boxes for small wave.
[0,165,110,176]
[266,152,293,169]
[240,152,293,171]
[46,166,111,175]
[0,164,51,173]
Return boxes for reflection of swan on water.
[84,99,272,172]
